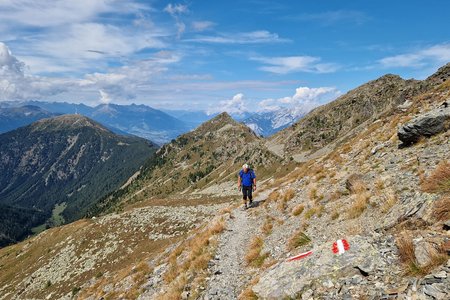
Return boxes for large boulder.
[398,101,450,145]
[252,236,391,299]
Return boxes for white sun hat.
[242,163,249,169]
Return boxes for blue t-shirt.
[239,169,256,186]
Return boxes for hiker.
[238,164,256,209]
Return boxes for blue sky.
[0,0,449,113]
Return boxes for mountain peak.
[426,62,450,85]
[32,114,109,133]
[193,111,239,133]
[210,111,234,122]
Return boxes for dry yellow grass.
[238,277,260,300]
[347,177,368,195]
[329,190,341,201]
[348,191,370,219]
[380,190,397,213]
[308,186,318,200]
[161,217,226,298]
[283,188,296,201]
[433,196,450,221]
[277,199,287,212]
[261,216,274,235]
[292,204,305,216]
[421,160,450,194]
[287,231,311,251]
[396,232,448,276]
[396,233,417,270]
[245,236,269,268]
[304,206,317,219]
[267,190,280,202]
[331,210,339,220]
[375,178,385,190]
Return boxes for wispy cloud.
[164,3,189,15]
[0,42,182,102]
[0,0,148,28]
[191,21,216,32]
[251,55,340,74]
[164,3,189,38]
[286,10,369,26]
[187,30,289,44]
[378,43,450,68]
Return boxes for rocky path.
[203,190,270,299]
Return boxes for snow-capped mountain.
[243,106,311,137]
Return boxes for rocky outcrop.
[398,101,450,145]
[253,235,396,299]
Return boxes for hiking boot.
[249,199,253,205]
[243,204,248,210]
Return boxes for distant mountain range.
[0,101,308,144]
[0,105,59,134]
[0,114,157,247]
[243,106,310,137]
[0,101,193,145]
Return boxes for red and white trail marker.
[332,239,350,255]
[286,250,313,262]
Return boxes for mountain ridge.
[0,114,158,247]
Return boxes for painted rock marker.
[286,250,313,262]
[332,239,350,255]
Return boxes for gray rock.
[398,100,413,111]
[414,238,433,267]
[434,271,447,279]
[398,102,450,145]
[253,236,381,299]
[423,283,447,299]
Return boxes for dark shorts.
[242,185,253,200]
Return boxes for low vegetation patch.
[433,196,450,221]
[159,217,225,299]
[380,190,397,213]
[267,190,280,202]
[261,216,274,235]
[292,204,305,216]
[304,205,324,219]
[396,232,448,276]
[283,188,296,201]
[331,210,339,220]
[287,231,311,250]
[245,236,269,268]
[348,191,370,219]
[421,160,450,194]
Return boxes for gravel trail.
[203,190,271,299]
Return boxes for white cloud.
[207,93,247,115]
[0,0,148,29]
[164,3,188,38]
[18,22,167,75]
[0,42,25,77]
[0,1,167,75]
[378,43,450,68]
[252,55,340,74]
[187,30,288,44]
[207,86,341,116]
[99,90,112,104]
[164,3,188,15]
[191,21,215,32]
[0,42,182,103]
[256,86,340,113]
